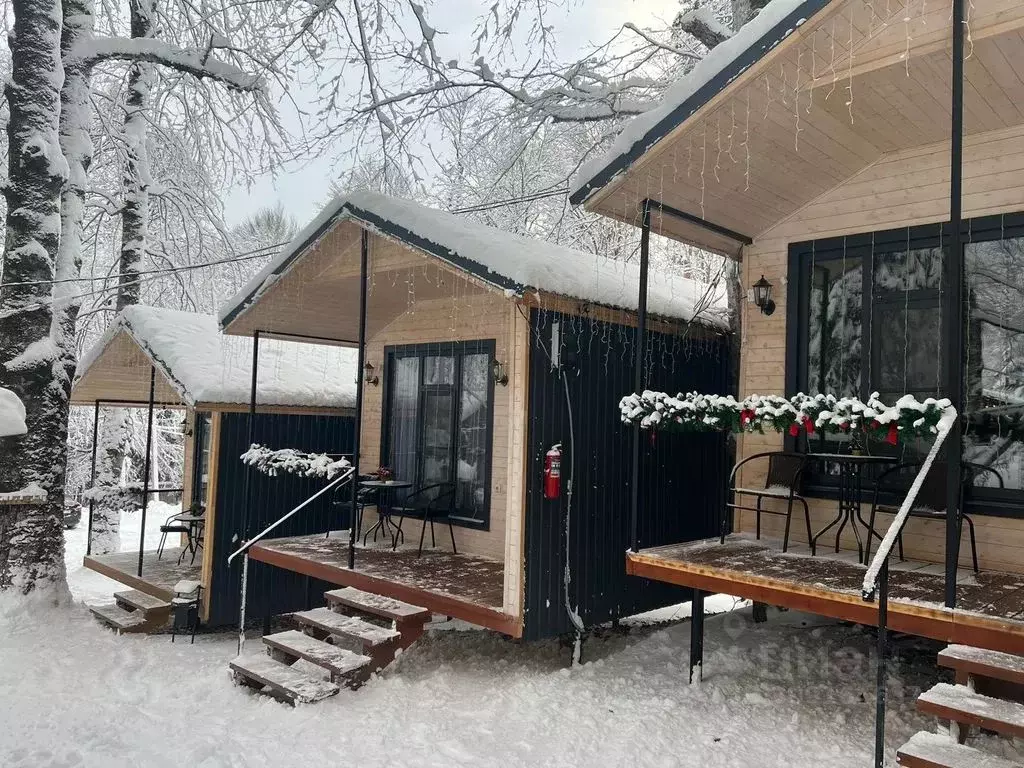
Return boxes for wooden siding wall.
[739,124,1024,574]
[358,236,529,618]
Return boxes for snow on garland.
[241,444,351,479]
[619,391,955,444]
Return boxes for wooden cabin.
[71,305,357,626]
[573,0,1024,762]
[218,190,732,641]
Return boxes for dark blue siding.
[207,411,354,627]
[523,310,730,640]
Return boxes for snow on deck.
[76,305,357,408]
[221,190,729,329]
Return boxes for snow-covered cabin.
[571,0,1024,694]
[217,189,731,642]
[71,305,358,626]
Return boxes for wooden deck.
[82,549,202,602]
[248,533,520,637]
[627,535,1024,655]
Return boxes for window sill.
[448,515,489,531]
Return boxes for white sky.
[223,0,681,226]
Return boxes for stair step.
[897,731,1022,768]
[294,608,400,648]
[229,655,339,705]
[940,645,1024,687]
[324,587,430,623]
[919,683,1024,739]
[89,602,149,632]
[262,631,371,681]
[114,589,171,614]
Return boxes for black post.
[689,588,705,683]
[943,0,966,609]
[240,331,260,546]
[630,200,652,553]
[349,229,370,570]
[86,399,100,557]
[137,366,156,577]
[874,560,890,768]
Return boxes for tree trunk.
[91,409,133,554]
[0,0,70,595]
[118,0,157,308]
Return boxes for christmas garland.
[241,444,351,479]
[619,391,956,444]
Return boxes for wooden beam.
[82,556,177,602]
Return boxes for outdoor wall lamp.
[363,361,379,386]
[752,275,776,316]
[492,359,509,386]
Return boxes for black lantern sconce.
[492,359,508,386]
[752,275,776,316]
[363,361,379,386]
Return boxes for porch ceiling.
[585,0,1024,254]
[221,219,492,343]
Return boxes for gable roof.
[568,0,832,206]
[219,190,728,331]
[74,306,357,409]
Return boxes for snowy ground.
[2,526,1021,767]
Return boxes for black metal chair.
[866,461,999,573]
[390,482,458,556]
[725,451,812,553]
[328,474,379,541]
[157,508,194,560]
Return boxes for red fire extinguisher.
[544,443,562,500]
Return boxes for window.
[789,213,1024,512]
[191,412,212,512]
[382,340,495,529]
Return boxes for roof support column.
[943,0,966,609]
[85,399,100,557]
[348,229,370,570]
[137,366,156,577]
[241,330,261,546]
[630,200,652,553]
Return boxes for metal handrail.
[226,466,355,565]
[861,408,956,768]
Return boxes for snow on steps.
[114,589,170,615]
[294,608,401,648]
[918,683,1024,739]
[324,587,431,624]
[229,654,340,705]
[88,602,150,633]
[897,731,1023,768]
[262,630,371,685]
[939,646,1024,687]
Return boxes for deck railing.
[227,466,355,654]
[861,409,956,768]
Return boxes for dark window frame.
[191,411,212,512]
[786,212,1024,518]
[380,339,497,531]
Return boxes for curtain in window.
[387,356,420,489]
[457,353,490,519]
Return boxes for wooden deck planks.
[83,549,202,602]
[248,533,521,637]
[628,535,1024,655]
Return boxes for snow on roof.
[569,0,821,204]
[220,190,728,330]
[76,306,357,409]
[0,387,27,437]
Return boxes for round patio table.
[359,480,413,547]
[806,453,899,564]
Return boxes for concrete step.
[262,630,371,685]
[294,608,400,649]
[918,683,1024,740]
[324,587,430,624]
[89,602,149,633]
[940,645,1024,688]
[114,589,171,615]
[897,731,1022,768]
[229,654,339,705]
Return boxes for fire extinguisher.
[544,443,562,500]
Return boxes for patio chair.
[725,451,812,553]
[157,508,193,560]
[389,482,457,556]
[865,461,999,573]
[328,474,379,540]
